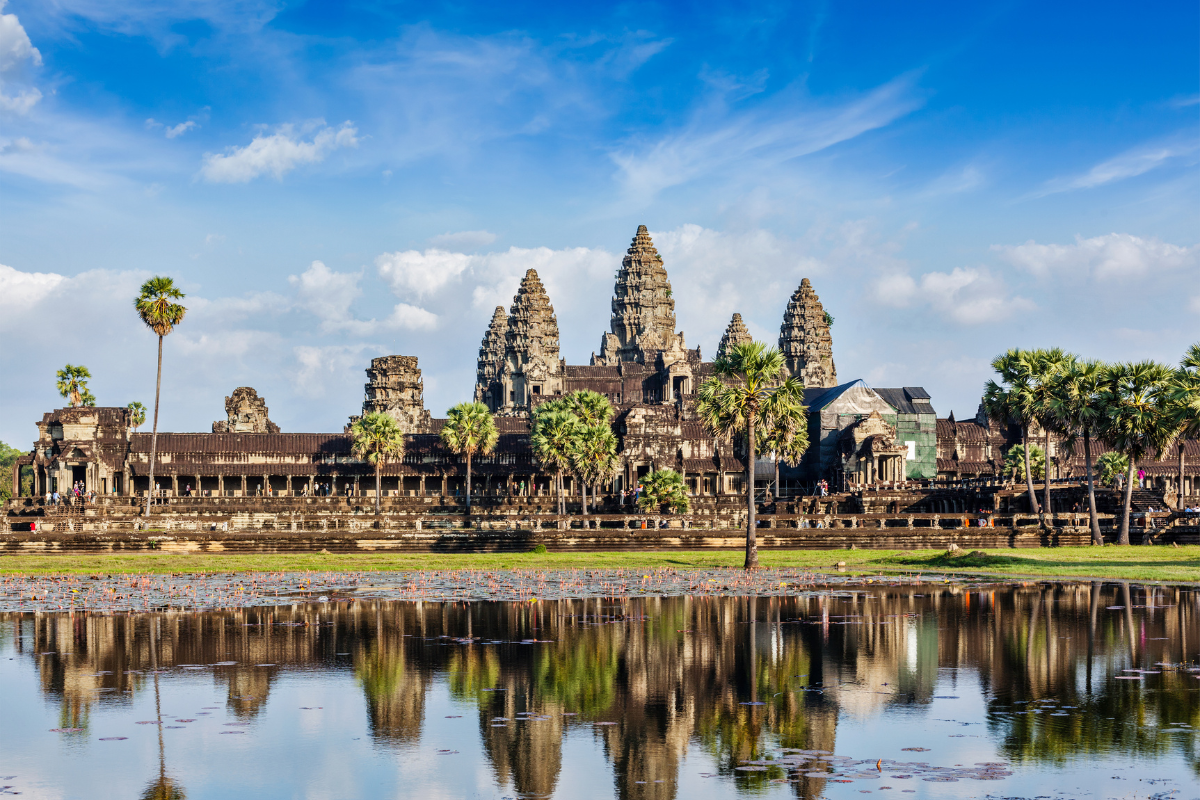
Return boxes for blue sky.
[1,0,1197,444]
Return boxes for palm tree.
[1098,361,1176,545]
[1048,359,1105,544]
[439,402,499,511]
[128,401,147,432]
[531,402,581,515]
[56,364,91,407]
[134,277,186,517]
[1030,348,1072,514]
[1165,343,1200,509]
[983,349,1043,523]
[350,412,406,515]
[637,468,690,525]
[569,423,619,514]
[1002,444,1045,483]
[695,341,807,569]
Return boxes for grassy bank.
[1,546,1197,583]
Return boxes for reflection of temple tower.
[479,683,564,799]
[778,278,837,388]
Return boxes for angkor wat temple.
[8,225,1198,512]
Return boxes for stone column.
[241,475,247,496]
[440,473,447,496]
[419,475,425,496]
[171,474,179,496]
[262,474,268,496]
[286,474,293,496]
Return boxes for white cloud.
[289,260,438,333]
[0,262,63,310]
[1039,136,1199,195]
[0,85,39,113]
[427,230,497,250]
[293,344,378,399]
[0,1,41,74]
[1189,295,1200,315]
[611,73,925,200]
[165,120,197,138]
[376,249,473,298]
[994,233,1198,279]
[200,121,359,183]
[919,267,1034,324]
[871,272,917,307]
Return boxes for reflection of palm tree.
[141,616,186,800]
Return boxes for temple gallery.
[11,226,1197,506]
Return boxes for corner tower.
[594,225,686,365]
[716,313,752,360]
[778,278,837,388]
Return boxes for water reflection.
[4,582,1198,799]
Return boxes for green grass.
[1,546,1198,582]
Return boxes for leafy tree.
[637,468,689,514]
[1048,359,1106,544]
[128,401,147,431]
[134,277,186,516]
[531,401,581,515]
[1099,361,1176,545]
[0,441,28,505]
[1097,452,1129,488]
[439,402,498,510]
[984,349,1044,523]
[695,341,807,569]
[350,412,406,515]
[1003,444,1045,483]
[56,364,91,407]
[1165,343,1200,509]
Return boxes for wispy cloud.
[994,233,1198,279]
[200,121,359,183]
[610,72,926,200]
[1036,135,1199,196]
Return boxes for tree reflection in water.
[9,581,1198,796]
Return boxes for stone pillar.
[440,474,447,496]
[262,474,268,496]
[241,475,247,496]
[353,476,360,497]
[419,475,426,496]
[286,474,293,496]
[171,474,178,497]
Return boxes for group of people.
[46,481,94,505]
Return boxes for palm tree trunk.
[144,334,163,517]
[1043,426,1052,518]
[775,457,780,499]
[1083,431,1101,545]
[465,452,472,511]
[374,463,381,515]
[1021,424,1041,520]
[745,412,758,570]
[1118,460,1135,545]
[1179,445,1186,511]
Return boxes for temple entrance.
[70,465,87,492]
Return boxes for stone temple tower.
[778,278,837,388]
[594,225,687,365]
[474,306,507,407]
[494,268,563,412]
[715,313,752,360]
[353,355,433,432]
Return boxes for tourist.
[1137,467,1145,487]
[634,483,642,503]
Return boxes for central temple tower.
[593,225,687,366]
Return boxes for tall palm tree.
[1028,348,1072,515]
[1048,359,1105,544]
[983,349,1042,524]
[128,401,147,431]
[569,423,619,514]
[695,341,807,570]
[439,402,499,511]
[1098,361,1176,545]
[134,277,186,517]
[1165,343,1200,509]
[56,364,91,407]
[350,412,406,515]
[531,402,581,515]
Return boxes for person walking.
[1137,467,1145,488]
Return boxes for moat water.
[1,581,1197,799]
